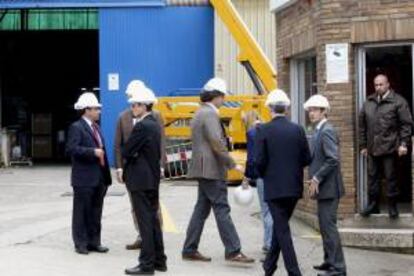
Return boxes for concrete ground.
[1,166,414,276]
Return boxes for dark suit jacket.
[114,108,167,169]
[255,116,311,201]
[122,114,161,192]
[66,119,112,188]
[309,122,345,200]
[114,109,166,169]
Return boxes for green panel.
[0,9,98,30]
[0,10,21,30]
[29,9,98,30]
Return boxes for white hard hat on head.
[74,92,102,110]
[303,94,330,111]
[125,80,147,97]
[128,86,158,105]
[203,77,228,95]
[265,89,291,107]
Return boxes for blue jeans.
[256,178,273,250]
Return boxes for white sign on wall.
[108,73,119,91]
[326,43,349,84]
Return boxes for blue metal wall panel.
[0,0,165,9]
[99,7,214,166]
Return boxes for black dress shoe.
[313,263,331,271]
[154,264,167,272]
[125,265,154,275]
[317,268,346,276]
[389,200,399,219]
[75,247,89,255]
[360,201,380,217]
[88,245,109,253]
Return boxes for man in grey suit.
[304,95,346,276]
[182,77,254,264]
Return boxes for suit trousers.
[182,179,241,256]
[72,182,107,249]
[130,189,167,270]
[367,154,398,200]
[317,199,346,273]
[263,197,301,276]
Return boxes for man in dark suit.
[255,89,311,276]
[114,80,166,250]
[66,92,112,255]
[122,86,167,275]
[304,95,346,276]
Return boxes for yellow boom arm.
[210,0,277,94]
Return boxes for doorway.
[0,30,99,163]
[357,44,414,214]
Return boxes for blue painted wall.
[99,7,214,166]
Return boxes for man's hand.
[116,169,124,184]
[360,148,368,157]
[398,145,408,157]
[235,164,244,173]
[94,148,105,159]
[307,178,319,199]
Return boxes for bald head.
[374,74,390,95]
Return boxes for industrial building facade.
[0,0,276,167]
[0,0,214,165]
[271,0,414,241]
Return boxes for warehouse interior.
[0,30,99,163]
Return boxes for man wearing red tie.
[66,92,112,255]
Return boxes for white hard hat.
[74,92,102,110]
[265,89,291,107]
[233,184,254,207]
[203,77,228,95]
[128,86,158,104]
[303,94,330,111]
[125,80,147,97]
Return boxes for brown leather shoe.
[225,252,255,263]
[182,251,212,262]
[126,239,142,250]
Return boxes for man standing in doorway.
[114,80,166,250]
[182,77,254,264]
[304,95,346,276]
[66,92,112,255]
[255,89,311,276]
[359,74,413,218]
[122,86,167,275]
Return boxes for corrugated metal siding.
[0,9,98,30]
[99,7,214,166]
[215,0,276,95]
[167,0,209,6]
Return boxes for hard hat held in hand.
[128,86,158,105]
[126,80,146,97]
[203,77,228,95]
[303,94,330,111]
[233,179,254,207]
[74,92,102,110]
[265,89,291,107]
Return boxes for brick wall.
[275,0,414,218]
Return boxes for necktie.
[92,123,105,167]
[311,128,319,155]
